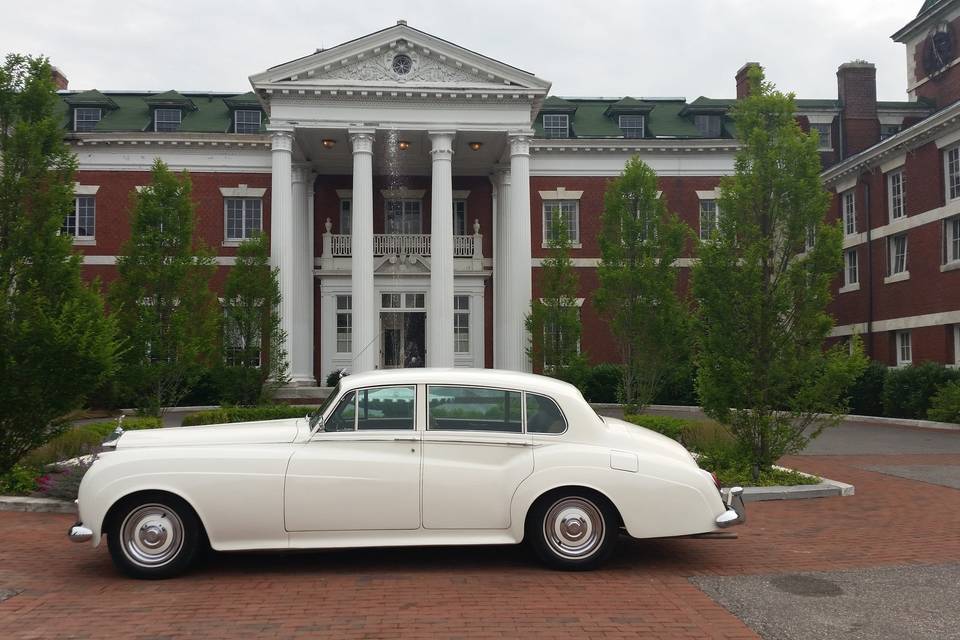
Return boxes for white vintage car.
[69,369,744,578]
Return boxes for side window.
[325,391,356,432]
[357,386,415,430]
[526,393,567,434]
[428,386,522,433]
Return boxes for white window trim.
[696,189,721,200]
[539,187,584,201]
[384,198,423,234]
[840,249,859,292]
[73,183,100,196]
[380,188,427,200]
[219,185,267,198]
[453,294,471,355]
[339,198,352,235]
[945,144,960,203]
[698,199,720,242]
[153,108,182,132]
[943,215,960,272]
[223,197,263,245]
[843,190,857,235]
[808,122,833,152]
[618,114,645,138]
[896,330,913,367]
[541,200,581,248]
[884,271,910,284]
[65,194,97,245]
[887,170,906,223]
[954,325,960,367]
[880,155,906,174]
[233,109,261,134]
[73,107,102,132]
[543,113,569,138]
[452,190,471,200]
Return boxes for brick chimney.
[736,62,761,100]
[837,62,879,157]
[51,66,68,91]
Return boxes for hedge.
[929,381,960,424]
[182,405,315,426]
[882,362,960,420]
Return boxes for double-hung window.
[810,123,832,150]
[946,216,960,266]
[896,331,912,367]
[543,200,579,245]
[694,115,722,138]
[73,108,101,132]
[224,198,262,241]
[844,249,859,287]
[339,199,352,234]
[843,191,856,235]
[234,110,261,134]
[619,115,645,139]
[154,108,182,132]
[947,146,960,201]
[385,199,421,234]
[889,233,908,276]
[453,200,468,236]
[542,114,569,138]
[336,295,352,353]
[699,199,719,241]
[888,170,906,222]
[62,195,96,239]
[454,295,470,353]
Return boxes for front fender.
[510,443,726,540]
[77,445,293,551]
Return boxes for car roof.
[336,368,582,398]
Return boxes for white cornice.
[822,100,960,185]
[531,138,740,153]
[68,132,270,150]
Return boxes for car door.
[284,385,421,532]
[421,385,534,530]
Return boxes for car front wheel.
[527,491,618,570]
[106,493,203,579]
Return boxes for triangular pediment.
[250,22,551,94]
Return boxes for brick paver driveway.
[2,434,959,638]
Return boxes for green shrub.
[929,381,960,424]
[583,363,622,403]
[326,369,347,387]
[623,415,692,441]
[883,362,960,419]
[848,360,887,417]
[182,405,314,426]
[653,363,698,406]
[211,366,265,406]
[20,417,160,469]
[0,464,40,494]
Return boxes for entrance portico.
[250,21,550,379]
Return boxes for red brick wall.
[828,140,960,364]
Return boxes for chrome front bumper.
[716,486,746,528]
[68,523,93,543]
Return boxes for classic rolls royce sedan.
[69,369,745,578]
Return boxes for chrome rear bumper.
[68,523,93,543]
[716,486,746,528]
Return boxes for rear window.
[525,393,567,434]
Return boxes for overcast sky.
[5,0,921,101]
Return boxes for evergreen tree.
[692,67,867,478]
[595,156,691,409]
[221,233,288,404]
[526,214,585,378]
[110,159,219,415]
[0,54,118,474]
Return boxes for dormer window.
[234,110,262,134]
[619,115,645,139]
[73,108,101,132]
[154,108,182,132]
[543,114,569,138]
[694,115,722,138]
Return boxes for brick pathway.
[1,453,958,639]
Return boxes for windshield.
[308,382,341,431]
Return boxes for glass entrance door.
[380,312,426,368]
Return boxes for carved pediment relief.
[374,254,430,274]
[321,49,477,84]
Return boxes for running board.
[683,531,739,540]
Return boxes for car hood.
[116,419,303,448]
[601,416,698,466]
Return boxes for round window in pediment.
[392,54,413,76]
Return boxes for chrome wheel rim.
[543,497,604,560]
[120,504,184,568]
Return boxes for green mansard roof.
[57,90,266,133]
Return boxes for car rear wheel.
[527,491,618,570]
[107,493,203,579]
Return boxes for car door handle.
[393,436,419,442]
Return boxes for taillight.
[711,472,721,491]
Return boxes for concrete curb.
[0,496,75,514]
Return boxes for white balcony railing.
[322,219,483,263]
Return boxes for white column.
[491,166,511,369]
[349,129,377,373]
[270,130,295,379]
[289,164,315,385]
[503,132,533,372]
[428,131,456,368]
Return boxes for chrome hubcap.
[120,504,184,568]
[543,497,604,560]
